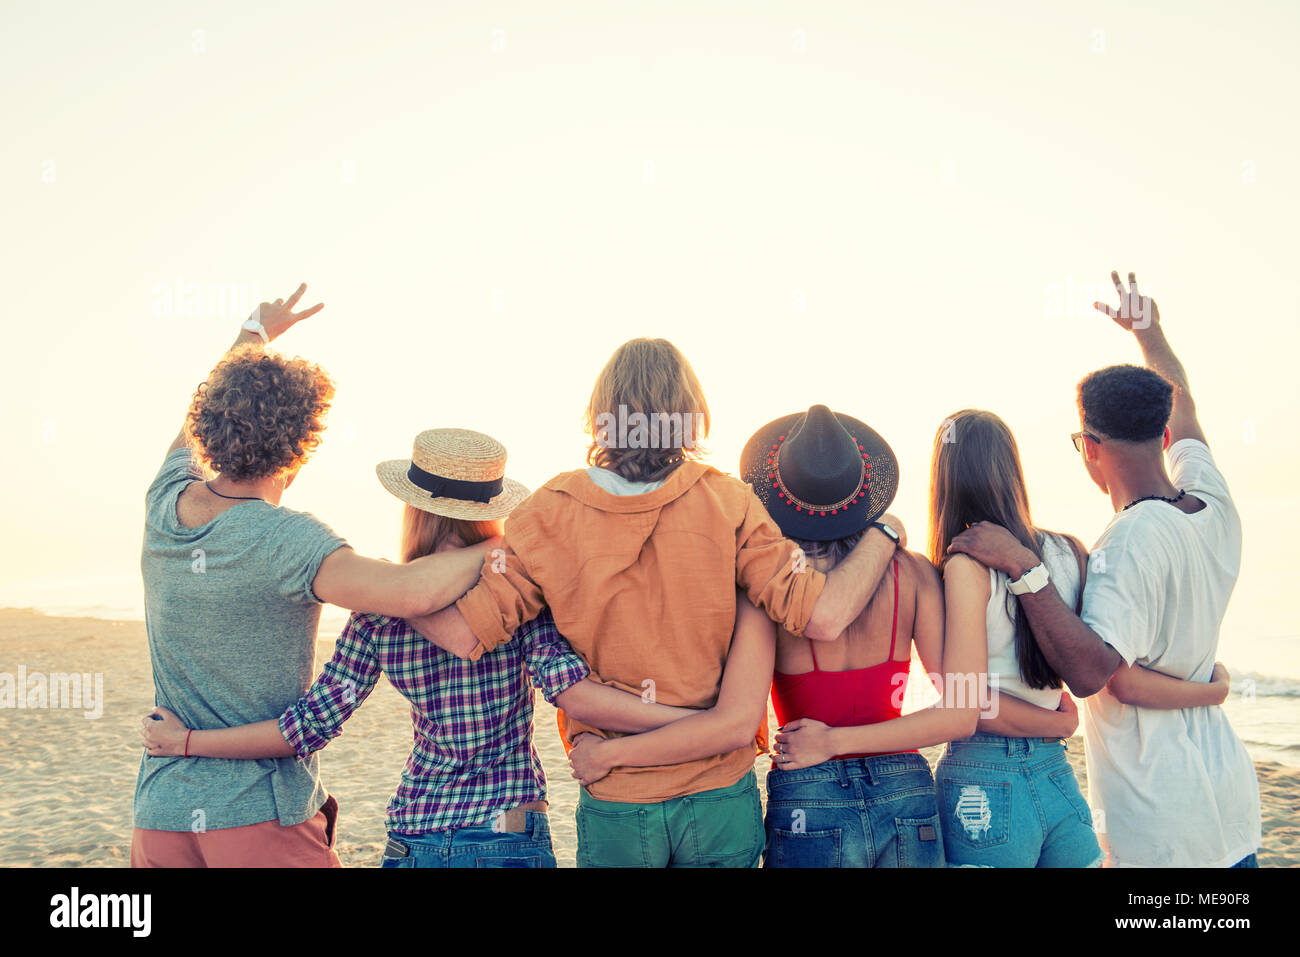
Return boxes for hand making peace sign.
[1093,270,1159,333]
[245,282,325,343]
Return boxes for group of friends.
[135,271,1261,868]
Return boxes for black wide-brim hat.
[740,404,899,543]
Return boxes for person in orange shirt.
[410,338,903,867]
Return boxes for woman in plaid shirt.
[142,428,699,867]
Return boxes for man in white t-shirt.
[948,270,1261,868]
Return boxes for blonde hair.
[582,338,711,482]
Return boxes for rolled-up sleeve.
[278,614,381,756]
[734,490,828,636]
[455,522,548,660]
[518,610,590,704]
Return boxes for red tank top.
[770,559,912,760]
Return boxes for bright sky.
[3,1,1297,676]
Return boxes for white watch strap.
[241,318,269,343]
[1008,563,1049,595]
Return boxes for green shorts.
[576,769,764,868]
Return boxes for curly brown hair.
[186,344,335,481]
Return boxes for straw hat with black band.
[739,404,899,542]
[376,428,530,520]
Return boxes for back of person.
[455,349,880,870]
[935,528,1100,869]
[743,405,947,868]
[771,554,920,746]
[927,408,1102,868]
[1080,438,1260,867]
[765,551,947,869]
[985,532,1080,709]
[136,448,346,833]
[296,609,577,837]
[467,459,811,802]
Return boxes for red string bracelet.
[184,729,193,758]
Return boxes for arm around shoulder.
[311,544,491,620]
[805,523,900,641]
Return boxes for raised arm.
[567,593,776,785]
[1107,661,1230,709]
[1094,270,1206,446]
[165,284,323,460]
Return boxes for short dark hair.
[1076,364,1173,442]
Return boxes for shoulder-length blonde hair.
[582,338,711,482]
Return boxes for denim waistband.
[769,751,932,787]
[946,732,1064,758]
[389,809,550,850]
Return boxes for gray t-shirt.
[134,448,348,831]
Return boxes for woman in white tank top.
[926,410,1217,866]
[983,532,1081,713]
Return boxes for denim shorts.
[763,752,945,868]
[576,770,764,868]
[379,811,556,868]
[934,733,1102,868]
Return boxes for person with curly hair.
[140,426,724,868]
[948,271,1261,868]
[132,284,494,868]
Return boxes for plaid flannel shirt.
[279,607,588,834]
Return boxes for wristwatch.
[870,521,901,545]
[1007,563,1050,595]
[241,317,269,343]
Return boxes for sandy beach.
[0,607,1293,868]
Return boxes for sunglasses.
[1070,430,1101,454]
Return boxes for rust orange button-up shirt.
[456,461,827,803]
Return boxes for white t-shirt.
[986,532,1079,711]
[586,466,666,496]
[1079,438,1260,867]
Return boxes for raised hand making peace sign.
[243,282,325,343]
[1093,270,1158,333]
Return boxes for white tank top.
[985,531,1080,711]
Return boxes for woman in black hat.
[759,408,1107,868]
[733,405,954,866]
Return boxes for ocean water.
[3,593,1296,769]
[1221,680,1300,768]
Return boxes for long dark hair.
[926,409,1060,691]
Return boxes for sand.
[0,607,1293,867]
